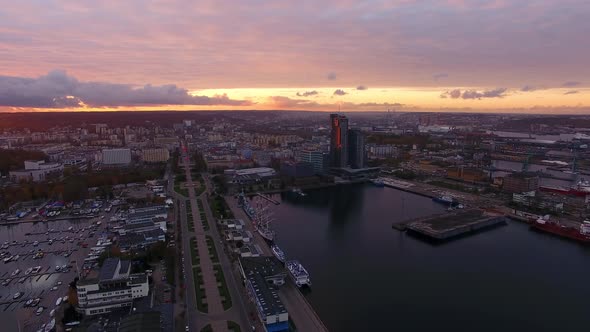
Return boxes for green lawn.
[227,321,241,332]
[193,268,208,313]
[213,264,232,310]
[189,238,200,266]
[205,236,219,263]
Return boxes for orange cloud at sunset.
[0,1,589,113]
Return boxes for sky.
[0,0,589,113]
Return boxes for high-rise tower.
[348,128,366,169]
[329,114,349,168]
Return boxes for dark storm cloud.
[356,85,368,90]
[296,90,319,97]
[440,88,508,99]
[0,70,252,108]
[333,89,347,96]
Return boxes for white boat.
[381,178,414,189]
[271,245,286,263]
[32,266,42,274]
[285,260,311,287]
[11,269,20,277]
[291,188,307,196]
[24,267,33,275]
[3,256,13,263]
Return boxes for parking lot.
[0,212,111,331]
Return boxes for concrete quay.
[225,196,329,332]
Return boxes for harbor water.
[265,184,590,332]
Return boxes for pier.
[255,193,280,205]
[394,209,507,241]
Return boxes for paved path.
[180,144,255,332]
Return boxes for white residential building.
[9,160,64,182]
[102,148,132,165]
[77,258,149,315]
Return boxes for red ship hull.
[531,222,590,243]
[539,186,590,197]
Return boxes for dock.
[395,209,507,241]
[255,193,280,205]
[225,196,328,331]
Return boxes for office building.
[102,148,132,165]
[142,148,170,163]
[348,129,366,169]
[502,173,539,193]
[77,258,149,315]
[329,114,349,168]
[297,150,328,174]
[239,257,289,332]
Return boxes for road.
[176,143,250,332]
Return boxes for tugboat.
[271,244,286,263]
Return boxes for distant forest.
[0,149,47,175]
[0,110,313,131]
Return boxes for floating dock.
[396,209,507,241]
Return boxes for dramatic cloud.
[327,72,337,81]
[333,89,347,96]
[295,90,319,97]
[356,85,368,90]
[267,96,405,111]
[353,102,404,108]
[564,90,579,95]
[0,70,251,108]
[433,73,449,81]
[267,96,320,109]
[521,85,540,92]
[563,81,581,87]
[441,88,508,99]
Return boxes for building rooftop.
[98,258,130,281]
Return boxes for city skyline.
[1,0,589,113]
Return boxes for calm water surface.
[265,184,590,332]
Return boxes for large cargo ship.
[530,218,590,244]
[539,180,590,197]
[286,260,311,287]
